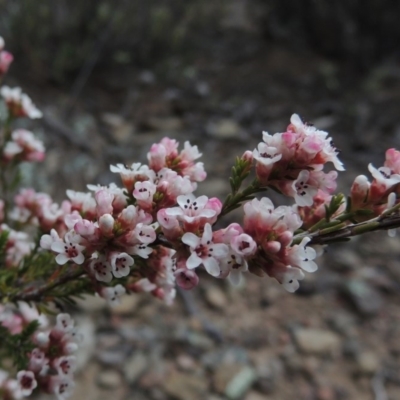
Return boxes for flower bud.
[350,175,370,209]
[98,214,114,236]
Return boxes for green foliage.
[324,193,345,221]
[220,157,261,218]
[0,320,39,371]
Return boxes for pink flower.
[49,375,75,400]
[17,370,37,397]
[95,189,114,216]
[54,355,77,377]
[0,86,42,119]
[89,255,113,282]
[174,267,199,290]
[51,231,86,265]
[28,349,48,373]
[110,163,154,192]
[0,51,13,75]
[350,175,370,209]
[166,194,218,230]
[182,223,229,276]
[109,252,134,278]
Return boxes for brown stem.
[307,213,400,245]
[8,268,85,303]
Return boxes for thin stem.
[295,213,400,245]
[8,267,85,303]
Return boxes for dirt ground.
[9,43,400,400]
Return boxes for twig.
[8,268,85,303]
[296,213,400,245]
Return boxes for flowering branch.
[1,33,400,400]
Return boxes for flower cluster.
[350,148,400,217]
[0,37,13,79]
[0,305,80,400]
[253,114,343,206]
[2,32,400,400]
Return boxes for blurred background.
[2,1,400,399]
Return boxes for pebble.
[123,352,148,383]
[207,119,242,139]
[356,352,380,375]
[204,285,228,309]
[294,328,341,355]
[225,366,257,400]
[341,279,383,316]
[97,370,122,389]
[163,370,208,400]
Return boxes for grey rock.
[341,279,383,316]
[356,352,380,375]
[225,366,257,400]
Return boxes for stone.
[123,352,149,383]
[331,248,362,271]
[294,328,341,355]
[163,370,208,400]
[214,364,244,394]
[97,370,123,389]
[204,285,228,309]
[341,279,383,316]
[207,119,242,139]
[356,352,380,375]
[225,366,257,400]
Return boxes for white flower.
[292,170,318,206]
[50,376,75,400]
[54,356,77,377]
[56,314,75,333]
[182,223,229,277]
[51,231,86,265]
[109,252,134,278]
[368,163,400,189]
[17,370,37,397]
[101,284,126,306]
[89,255,113,283]
[288,237,318,273]
[253,142,282,166]
[166,194,216,223]
[281,266,305,293]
